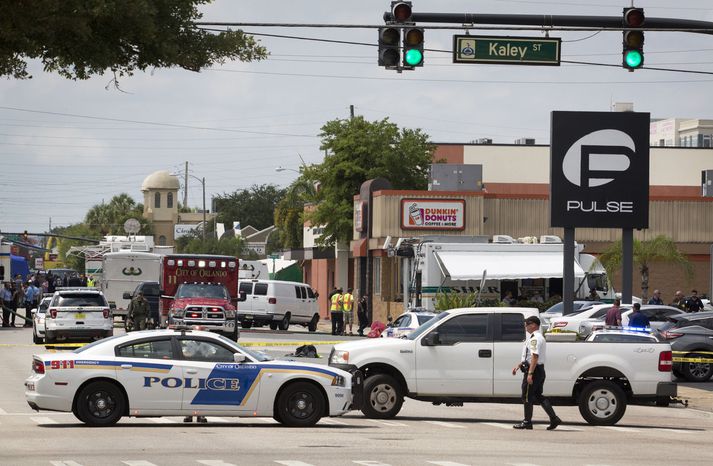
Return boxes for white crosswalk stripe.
[31,416,57,425]
[599,426,640,433]
[50,461,84,466]
[256,417,279,424]
[147,417,174,424]
[0,408,7,414]
[205,417,231,423]
[122,461,158,466]
[197,461,238,466]
[365,419,407,427]
[274,461,317,466]
[427,461,472,466]
[353,462,392,466]
[424,420,466,429]
[657,428,695,434]
[319,418,348,425]
[506,463,542,466]
[481,422,513,430]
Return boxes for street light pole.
[201,176,206,244]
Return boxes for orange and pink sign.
[400,199,465,230]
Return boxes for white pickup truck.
[329,307,676,425]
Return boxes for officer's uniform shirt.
[521,330,547,366]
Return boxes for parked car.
[586,330,659,343]
[658,311,713,382]
[122,281,160,330]
[547,303,631,334]
[31,296,53,344]
[237,279,320,331]
[382,310,437,338]
[579,305,685,338]
[540,300,601,331]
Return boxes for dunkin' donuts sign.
[400,199,465,230]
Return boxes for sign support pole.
[563,227,575,315]
[622,229,634,305]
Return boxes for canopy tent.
[433,250,585,281]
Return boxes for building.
[650,118,713,148]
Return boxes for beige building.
[141,170,216,246]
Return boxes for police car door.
[177,337,260,413]
[114,337,184,413]
[415,313,494,396]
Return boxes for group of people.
[2,276,41,327]
[328,287,370,336]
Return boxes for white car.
[32,297,53,344]
[586,330,659,343]
[382,311,437,338]
[44,288,114,343]
[548,303,631,334]
[25,328,359,427]
[578,305,684,338]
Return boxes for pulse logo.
[562,129,636,214]
[562,130,634,188]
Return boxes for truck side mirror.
[122,292,132,300]
[237,291,246,302]
[421,331,440,346]
[109,303,117,310]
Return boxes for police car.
[381,310,436,339]
[25,328,361,427]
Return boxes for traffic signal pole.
[383,12,713,35]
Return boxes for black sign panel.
[550,111,649,228]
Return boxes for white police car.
[25,328,360,427]
[381,310,436,339]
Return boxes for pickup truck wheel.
[682,354,713,382]
[578,380,626,426]
[241,321,253,329]
[75,381,125,426]
[275,382,323,427]
[279,314,290,331]
[308,314,319,332]
[362,374,403,419]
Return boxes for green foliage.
[599,235,693,300]
[177,235,247,256]
[434,291,477,311]
[303,116,434,246]
[54,223,101,272]
[215,184,286,232]
[84,193,150,236]
[274,178,316,250]
[1,0,267,80]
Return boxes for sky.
[1,0,712,233]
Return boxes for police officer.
[684,289,705,313]
[512,315,561,430]
[342,288,354,335]
[127,291,149,331]
[330,288,343,336]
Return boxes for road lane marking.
[0,408,6,414]
[147,417,174,424]
[657,428,695,434]
[424,420,466,429]
[365,419,407,427]
[198,461,238,466]
[275,462,316,466]
[122,462,158,466]
[206,417,231,423]
[428,462,472,466]
[256,417,279,424]
[481,422,513,430]
[353,462,392,466]
[31,416,57,425]
[599,426,640,433]
[50,462,84,466]
[319,418,348,425]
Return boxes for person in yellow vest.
[330,288,343,336]
[86,276,95,288]
[342,288,354,335]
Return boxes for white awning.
[433,250,585,281]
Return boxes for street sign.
[453,35,561,65]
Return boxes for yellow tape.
[673,350,713,355]
[0,340,347,349]
[673,357,713,363]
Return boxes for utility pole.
[184,161,189,207]
[202,176,206,244]
[350,104,355,119]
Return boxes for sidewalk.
[677,384,713,412]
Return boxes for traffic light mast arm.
[384,12,713,35]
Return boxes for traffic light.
[622,7,644,70]
[403,27,424,67]
[391,1,413,24]
[378,27,401,68]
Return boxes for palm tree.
[599,235,693,301]
[274,178,317,250]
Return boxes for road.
[2,325,713,466]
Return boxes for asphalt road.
[2,326,713,466]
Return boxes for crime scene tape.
[672,351,713,364]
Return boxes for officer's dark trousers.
[521,364,557,423]
[330,311,341,335]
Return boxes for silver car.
[32,297,53,344]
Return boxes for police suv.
[26,328,360,427]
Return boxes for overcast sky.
[1,0,711,233]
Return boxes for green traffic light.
[625,50,643,68]
[404,48,423,66]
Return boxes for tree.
[177,235,249,257]
[215,184,286,232]
[303,116,434,245]
[84,193,149,236]
[599,235,693,301]
[274,178,317,250]
[54,223,100,272]
[1,0,267,80]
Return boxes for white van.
[237,279,320,332]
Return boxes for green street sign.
[453,35,561,66]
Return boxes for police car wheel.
[577,380,626,426]
[362,374,403,419]
[269,322,278,331]
[276,382,324,427]
[32,329,43,345]
[76,381,125,426]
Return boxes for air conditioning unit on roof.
[540,235,563,244]
[492,235,515,244]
